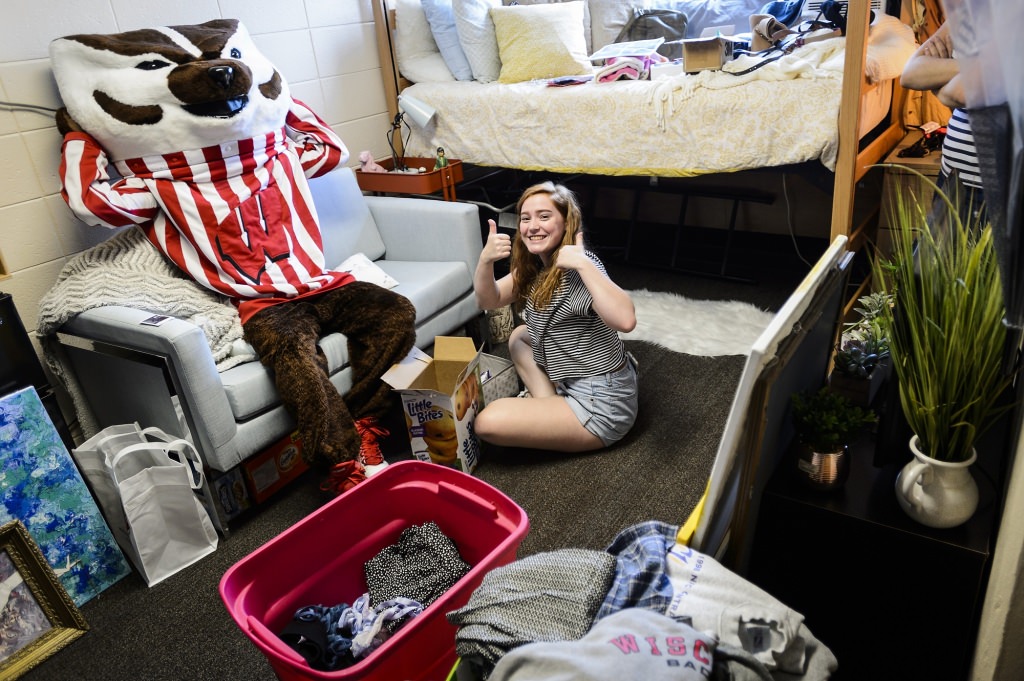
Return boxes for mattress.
[859,78,893,138]
[402,16,914,177]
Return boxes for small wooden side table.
[355,157,464,201]
[876,130,943,256]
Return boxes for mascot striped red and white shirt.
[59,98,353,324]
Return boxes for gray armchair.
[50,167,483,531]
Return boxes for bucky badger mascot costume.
[50,19,415,494]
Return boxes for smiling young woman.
[472,182,638,453]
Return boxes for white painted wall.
[0,0,392,340]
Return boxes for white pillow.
[453,0,502,83]
[422,0,475,81]
[394,0,455,83]
[336,253,399,289]
[491,2,592,84]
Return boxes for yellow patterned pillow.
[490,1,592,84]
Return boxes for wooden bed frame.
[829,0,907,254]
[371,0,908,299]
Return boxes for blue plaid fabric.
[595,520,679,621]
[760,0,804,27]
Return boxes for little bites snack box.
[382,337,484,473]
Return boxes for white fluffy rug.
[621,289,776,357]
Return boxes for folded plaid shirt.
[595,520,679,621]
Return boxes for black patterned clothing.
[364,521,470,608]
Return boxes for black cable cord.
[386,112,409,171]
[0,100,59,114]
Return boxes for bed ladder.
[830,0,907,312]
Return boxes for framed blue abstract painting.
[0,387,130,605]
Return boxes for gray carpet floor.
[23,236,817,681]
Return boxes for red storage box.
[219,460,528,681]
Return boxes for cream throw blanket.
[650,14,917,129]
[37,228,250,368]
[37,228,253,437]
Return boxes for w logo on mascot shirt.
[111,131,342,303]
[216,185,291,286]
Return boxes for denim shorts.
[556,354,639,446]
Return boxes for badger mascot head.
[49,18,289,160]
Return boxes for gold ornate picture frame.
[0,520,88,679]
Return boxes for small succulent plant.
[791,387,877,451]
[834,336,890,379]
[834,292,892,379]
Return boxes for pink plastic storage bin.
[219,460,528,681]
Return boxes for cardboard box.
[383,337,483,474]
[242,430,309,503]
[682,36,733,73]
[209,466,252,521]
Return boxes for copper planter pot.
[795,442,849,491]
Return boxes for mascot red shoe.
[50,19,415,494]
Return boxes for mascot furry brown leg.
[242,283,415,471]
[50,18,415,494]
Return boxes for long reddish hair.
[510,182,584,313]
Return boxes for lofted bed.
[371,0,916,273]
[368,1,921,565]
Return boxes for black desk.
[747,434,1000,680]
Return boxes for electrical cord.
[1,100,59,114]
[783,173,813,268]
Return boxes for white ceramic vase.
[895,435,979,528]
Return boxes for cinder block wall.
[0,0,391,342]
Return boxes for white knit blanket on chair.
[37,228,254,438]
[37,227,251,369]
